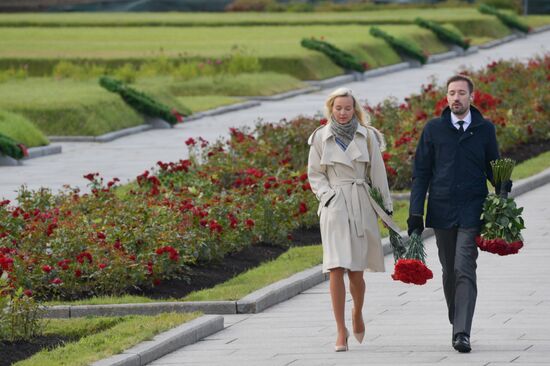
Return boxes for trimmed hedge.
[415,17,470,50]
[300,38,365,72]
[0,133,26,160]
[478,4,530,33]
[99,76,190,125]
[369,26,428,64]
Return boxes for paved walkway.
[150,182,550,366]
[1,31,549,201]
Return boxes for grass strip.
[176,95,244,113]
[15,312,201,366]
[0,9,501,27]
[183,245,323,301]
[511,151,550,181]
[164,72,306,97]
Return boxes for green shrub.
[52,61,106,81]
[0,274,43,342]
[415,17,470,50]
[482,0,523,13]
[369,26,428,64]
[286,1,314,12]
[479,3,530,33]
[225,53,261,75]
[111,63,137,83]
[0,132,26,159]
[225,0,280,11]
[99,76,190,125]
[301,38,365,72]
[0,66,28,83]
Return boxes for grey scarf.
[330,115,359,148]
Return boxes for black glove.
[495,180,513,198]
[407,215,424,236]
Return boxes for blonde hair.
[324,87,386,151]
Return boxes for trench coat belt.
[332,178,368,237]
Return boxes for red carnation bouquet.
[476,159,525,255]
[391,232,433,285]
[368,187,432,285]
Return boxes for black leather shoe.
[453,333,471,353]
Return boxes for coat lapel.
[346,134,370,163]
[319,124,370,168]
[321,140,354,168]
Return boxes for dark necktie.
[457,120,465,134]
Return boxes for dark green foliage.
[99,76,190,125]
[415,17,470,50]
[478,3,530,33]
[0,133,24,160]
[369,27,427,64]
[300,38,365,73]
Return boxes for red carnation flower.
[391,259,433,285]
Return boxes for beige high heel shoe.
[334,328,349,352]
[352,308,365,344]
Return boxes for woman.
[307,87,393,352]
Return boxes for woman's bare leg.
[329,268,347,346]
[348,270,366,335]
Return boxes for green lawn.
[177,95,244,113]
[0,24,459,80]
[0,109,49,147]
[0,24,451,59]
[15,312,200,366]
[0,78,144,136]
[160,72,307,97]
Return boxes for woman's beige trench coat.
[307,124,393,273]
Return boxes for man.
[407,75,510,353]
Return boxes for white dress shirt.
[451,111,472,131]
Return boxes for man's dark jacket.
[409,106,500,229]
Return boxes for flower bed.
[0,117,321,301]
[366,54,550,190]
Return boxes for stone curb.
[49,124,153,143]
[184,100,261,122]
[479,34,520,49]
[43,266,327,318]
[363,62,411,78]
[427,50,459,64]
[250,86,321,101]
[26,144,63,159]
[509,166,550,198]
[307,73,358,90]
[90,315,223,366]
[236,265,328,314]
[531,24,550,34]
[0,144,63,166]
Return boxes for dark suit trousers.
[434,227,479,338]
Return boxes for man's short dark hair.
[446,74,474,94]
